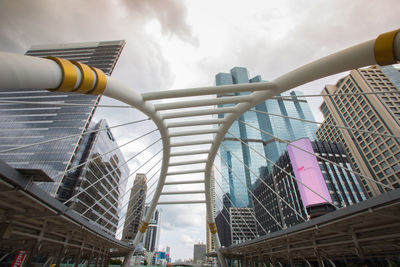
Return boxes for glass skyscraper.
[70,119,129,236]
[0,40,125,197]
[216,67,317,207]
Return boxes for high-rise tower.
[0,40,125,198]
[143,205,161,252]
[253,139,367,234]
[122,173,147,243]
[70,119,129,236]
[206,167,216,257]
[216,67,317,207]
[316,65,400,197]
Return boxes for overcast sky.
[0,0,399,261]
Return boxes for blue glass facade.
[216,67,317,208]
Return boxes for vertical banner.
[287,138,332,208]
[11,250,28,267]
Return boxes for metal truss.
[0,29,399,267]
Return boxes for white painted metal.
[167,118,225,127]
[170,139,213,147]
[169,128,219,137]
[154,95,252,110]
[170,149,210,156]
[162,107,236,119]
[157,200,206,205]
[167,169,205,176]
[103,79,171,267]
[160,190,205,195]
[0,52,62,90]
[142,82,276,100]
[164,179,205,185]
[169,159,207,166]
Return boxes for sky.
[0,0,399,261]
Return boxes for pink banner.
[287,138,332,208]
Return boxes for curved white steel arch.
[0,29,398,266]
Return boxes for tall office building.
[193,243,207,264]
[216,67,317,207]
[206,167,216,256]
[122,173,147,243]
[143,205,161,252]
[253,138,367,234]
[316,65,400,197]
[70,119,129,236]
[215,198,257,247]
[0,40,126,198]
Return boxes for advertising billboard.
[287,138,332,208]
[11,251,28,267]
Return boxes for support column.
[258,250,263,267]
[316,252,324,267]
[23,220,48,267]
[55,246,66,267]
[56,232,71,267]
[102,252,109,267]
[43,256,54,267]
[270,258,276,267]
[289,256,294,267]
[86,253,93,267]
[73,250,82,267]
[94,252,99,267]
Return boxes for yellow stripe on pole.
[139,221,150,233]
[374,29,399,66]
[46,56,77,92]
[208,222,218,234]
[89,67,107,95]
[71,61,95,93]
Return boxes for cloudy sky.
[0,0,398,260]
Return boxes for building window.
[384,168,393,175]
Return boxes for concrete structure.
[193,243,207,264]
[216,67,317,208]
[71,119,129,236]
[143,205,161,252]
[253,139,367,234]
[122,174,147,243]
[316,65,400,197]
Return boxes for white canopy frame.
[0,29,398,267]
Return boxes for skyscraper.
[70,119,129,236]
[216,67,317,207]
[193,243,206,264]
[122,173,147,243]
[206,167,216,256]
[215,199,258,247]
[252,138,367,234]
[0,40,125,198]
[316,65,400,197]
[143,205,161,252]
